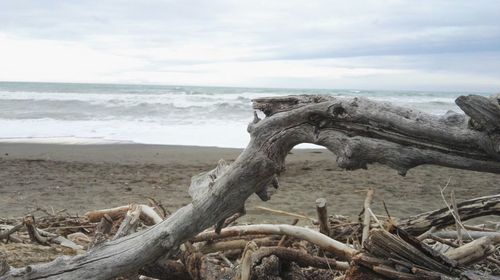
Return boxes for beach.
[2,3,500,278]
[1,143,498,223]
[0,82,487,149]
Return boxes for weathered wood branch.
[2,94,499,279]
[192,224,357,260]
[434,231,500,240]
[444,235,500,266]
[252,95,500,175]
[0,223,22,241]
[23,216,50,246]
[397,194,500,235]
[455,94,500,134]
[197,238,278,254]
[84,204,163,225]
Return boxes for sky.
[0,0,499,92]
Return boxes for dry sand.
[0,143,498,224]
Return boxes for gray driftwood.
[315,198,330,236]
[398,194,500,235]
[1,94,499,279]
[355,227,500,280]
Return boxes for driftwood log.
[1,94,499,279]
[398,194,500,235]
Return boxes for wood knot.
[308,113,324,124]
[331,103,346,117]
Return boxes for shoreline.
[1,143,499,223]
[0,142,245,164]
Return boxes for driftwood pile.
[1,192,499,279]
[0,93,499,279]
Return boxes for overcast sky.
[1,0,499,91]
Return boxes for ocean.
[0,81,491,148]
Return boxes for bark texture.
[2,94,499,280]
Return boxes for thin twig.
[254,206,316,222]
[367,208,383,230]
[382,200,392,221]
[438,178,472,240]
[450,190,463,245]
[218,253,234,268]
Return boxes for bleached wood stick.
[463,224,497,232]
[85,204,163,225]
[254,206,315,222]
[433,231,500,240]
[113,204,142,240]
[84,205,130,222]
[362,188,374,245]
[445,235,500,265]
[23,216,50,245]
[139,205,164,225]
[239,241,257,280]
[193,224,357,260]
[198,238,277,254]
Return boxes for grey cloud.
[1,0,499,90]
[2,1,499,56]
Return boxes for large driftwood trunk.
[1,94,499,279]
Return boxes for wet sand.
[0,143,498,223]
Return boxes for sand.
[0,143,498,224]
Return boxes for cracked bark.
[1,94,499,280]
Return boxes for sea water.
[0,81,491,148]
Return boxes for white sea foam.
[0,118,251,148]
[0,82,489,148]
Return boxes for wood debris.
[0,193,498,279]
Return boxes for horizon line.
[0,80,494,95]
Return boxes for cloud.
[0,34,145,82]
[0,0,499,91]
